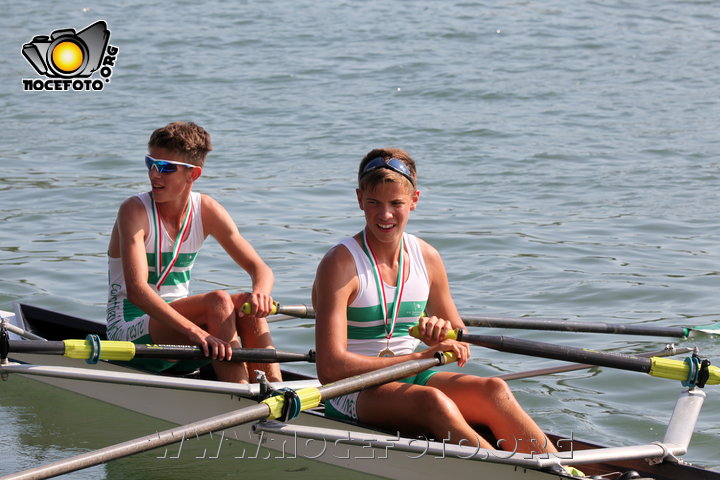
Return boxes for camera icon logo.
[21,21,119,91]
[23,21,109,77]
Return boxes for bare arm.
[200,194,274,316]
[412,238,467,345]
[422,238,465,327]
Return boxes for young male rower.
[312,149,558,453]
[106,121,281,383]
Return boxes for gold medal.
[378,348,395,357]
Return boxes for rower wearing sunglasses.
[312,149,559,454]
[106,121,281,383]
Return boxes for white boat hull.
[2,303,719,480]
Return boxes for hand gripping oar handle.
[409,325,719,386]
[241,302,316,318]
[0,351,457,480]
[8,339,315,363]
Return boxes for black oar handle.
[456,331,652,374]
[461,316,689,338]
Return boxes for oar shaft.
[318,354,453,399]
[458,332,653,374]
[462,315,689,338]
[7,340,65,355]
[409,325,719,384]
[275,304,316,318]
[497,346,694,381]
[132,345,314,363]
[8,340,314,363]
[242,301,713,336]
[241,302,316,318]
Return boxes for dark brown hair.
[148,122,212,167]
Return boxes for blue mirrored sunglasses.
[359,157,415,186]
[145,155,198,173]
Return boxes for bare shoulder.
[199,193,235,235]
[198,193,225,215]
[313,241,359,324]
[109,196,148,256]
[116,195,146,224]
[317,243,355,279]
[414,235,444,268]
[118,194,143,212]
[314,242,360,299]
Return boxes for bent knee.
[417,387,462,416]
[483,377,514,400]
[205,290,235,317]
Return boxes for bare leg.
[231,293,282,382]
[148,290,250,383]
[427,372,558,454]
[356,381,493,449]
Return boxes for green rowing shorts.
[325,369,438,422]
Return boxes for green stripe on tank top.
[146,269,192,287]
[348,321,419,339]
[146,252,198,270]
[347,300,426,323]
[145,252,196,286]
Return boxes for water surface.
[2,0,719,476]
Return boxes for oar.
[1,351,457,480]
[6,339,315,363]
[410,326,720,386]
[496,345,694,381]
[239,301,720,338]
[460,315,720,338]
[241,301,316,319]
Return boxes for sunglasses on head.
[359,157,415,186]
[145,155,198,173]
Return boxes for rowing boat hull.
[2,303,718,480]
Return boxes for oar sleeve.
[63,339,136,361]
[651,357,720,386]
[261,387,322,420]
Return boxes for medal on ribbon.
[361,229,405,358]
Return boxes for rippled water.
[2,0,719,476]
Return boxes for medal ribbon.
[361,229,406,341]
[150,194,193,289]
